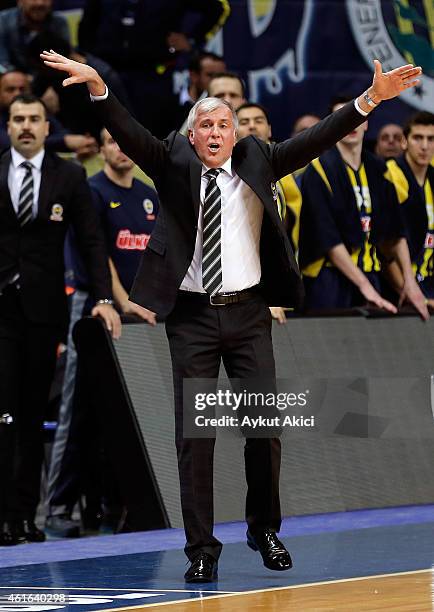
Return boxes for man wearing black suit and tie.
[41,50,426,580]
[0,94,121,546]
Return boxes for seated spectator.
[375,123,404,159]
[0,68,98,156]
[299,95,427,318]
[291,113,320,136]
[177,51,226,127]
[0,0,70,74]
[385,112,434,305]
[45,128,158,538]
[207,72,246,110]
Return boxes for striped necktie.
[17,161,34,227]
[202,168,222,295]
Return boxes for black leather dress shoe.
[184,552,218,583]
[21,520,46,543]
[247,529,293,570]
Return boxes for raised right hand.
[40,50,106,95]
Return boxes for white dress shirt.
[181,157,264,293]
[8,148,45,219]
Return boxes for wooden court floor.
[111,570,434,612]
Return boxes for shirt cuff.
[90,85,108,101]
[354,98,368,117]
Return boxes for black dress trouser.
[0,285,61,521]
[165,291,281,561]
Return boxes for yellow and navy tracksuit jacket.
[275,174,302,254]
[385,156,434,296]
[299,147,404,277]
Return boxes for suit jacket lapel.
[38,152,56,218]
[232,146,280,222]
[189,155,202,219]
[0,151,18,224]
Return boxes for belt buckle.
[209,293,226,306]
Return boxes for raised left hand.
[371,59,422,102]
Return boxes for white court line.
[0,587,237,594]
[98,567,434,610]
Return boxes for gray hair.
[187,97,238,132]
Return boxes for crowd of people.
[0,0,433,557]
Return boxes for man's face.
[100,129,134,172]
[0,72,31,110]
[236,106,271,142]
[404,124,434,169]
[18,0,52,23]
[188,106,236,168]
[207,77,245,110]
[333,103,367,146]
[292,114,320,136]
[8,101,49,158]
[196,58,226,93]
[375,124,403,158]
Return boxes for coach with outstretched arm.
[41,49,426,582]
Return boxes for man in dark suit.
[0,93,120,546]
[41,50,423,580]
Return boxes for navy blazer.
[95,92,368,316]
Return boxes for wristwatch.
[363,90,379,108]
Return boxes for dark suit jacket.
[0,150,112,327]
[95,92,368,316]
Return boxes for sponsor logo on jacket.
[116,229,150,250]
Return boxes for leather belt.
[178,286,260,306]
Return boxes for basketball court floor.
[1,504,433,611]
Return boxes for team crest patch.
[50,203,63,222]
[361,215,372,234]
[271,182,278,201]
[347,0,434,112]
[143,198,154,214]
[424,232,434,249]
